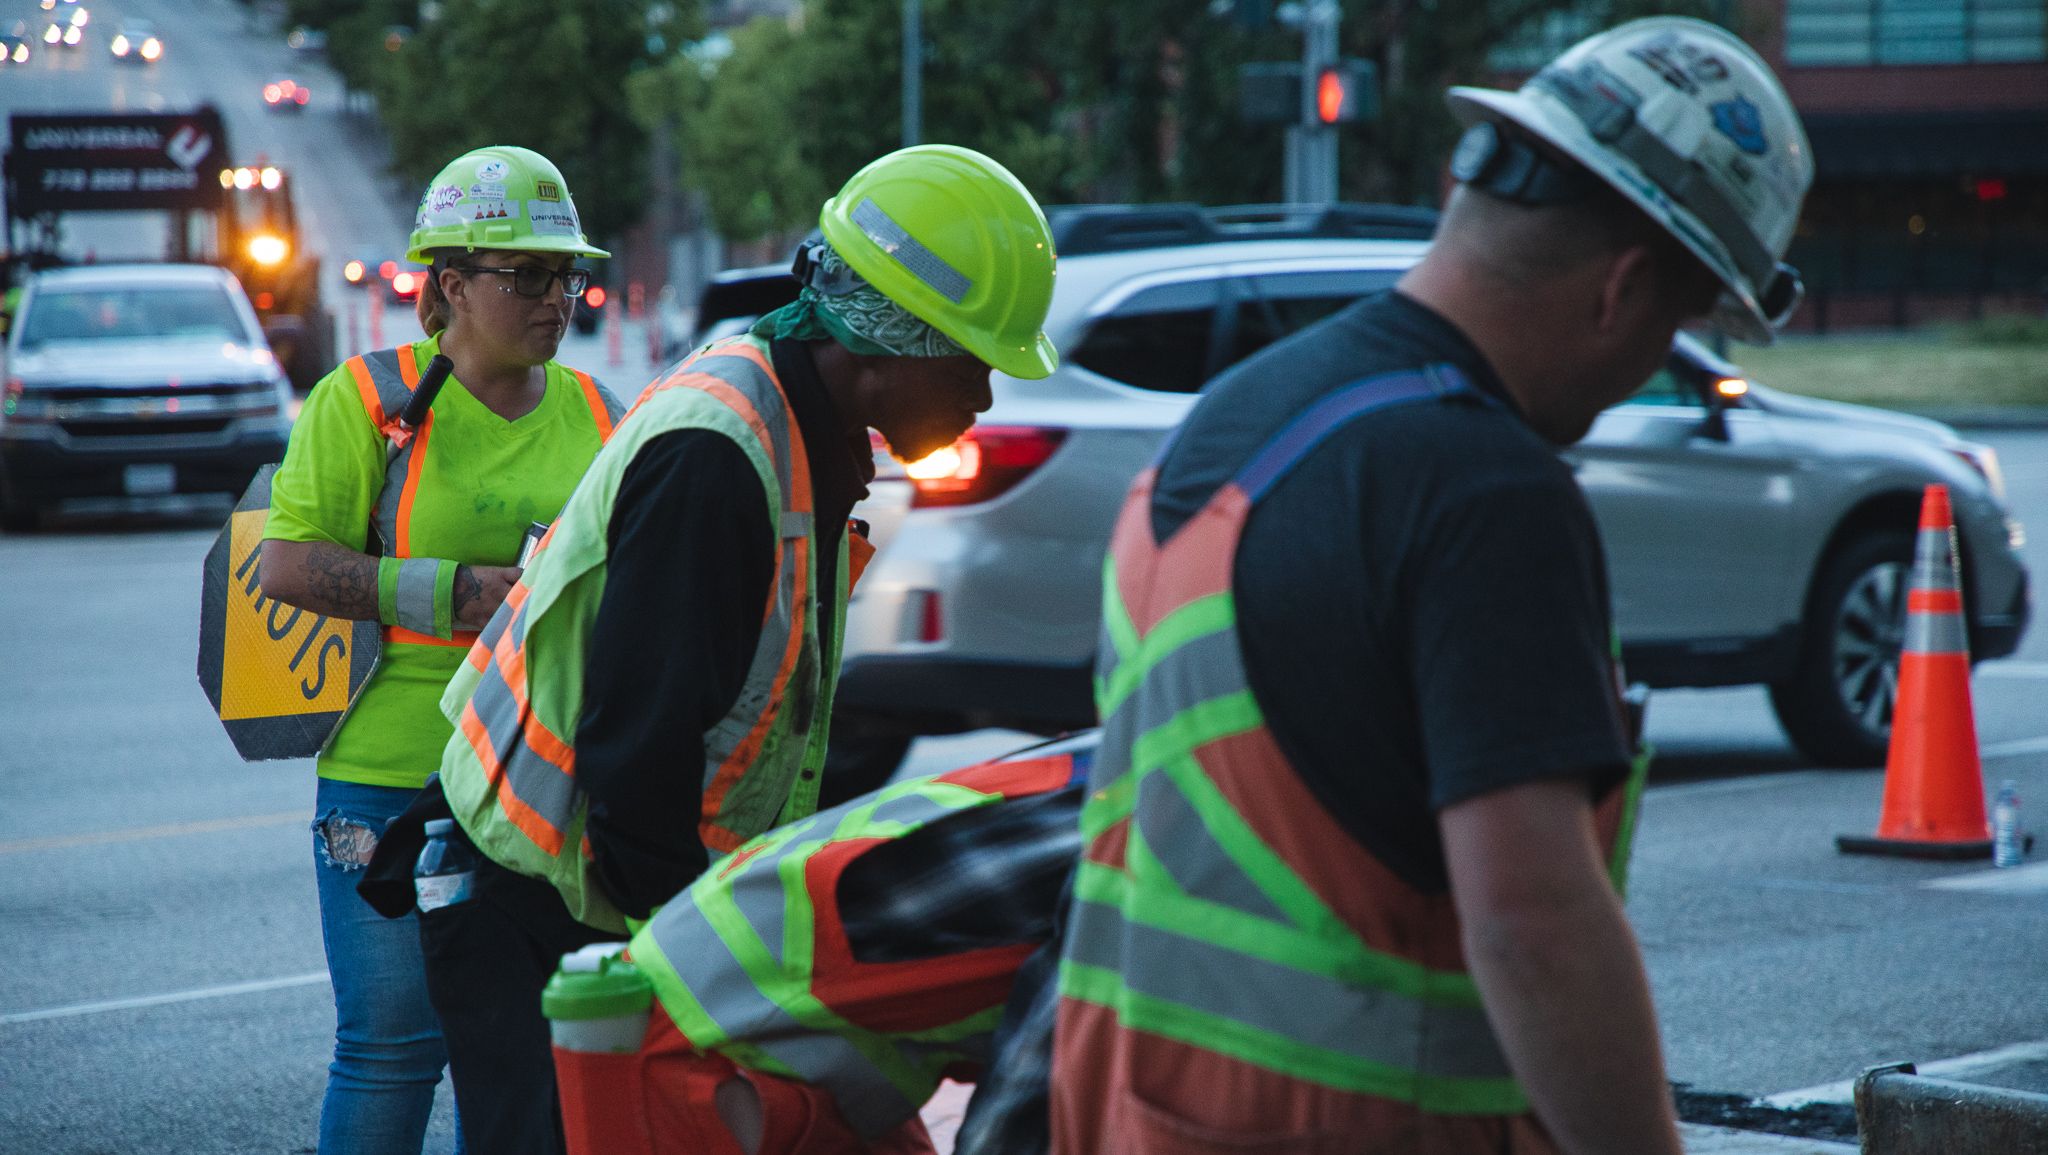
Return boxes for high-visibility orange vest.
[628,749,1083,1140]
[438,336,865,932]
[344,342,619,647]
[1053,366,1648,1153]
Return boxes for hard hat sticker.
[468,181,507,201]
[528,202,580,236]
[535,180,561,202]
[1710,98,1768,156]
[426,184,463,213]
[475,158,510,183]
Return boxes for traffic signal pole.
[1284,0,1340,205]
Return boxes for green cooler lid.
[542,946,652,1021]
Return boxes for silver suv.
[693,205,2029,779]
[1,263,293,530]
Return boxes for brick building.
[1761,0,2048,330]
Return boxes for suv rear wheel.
[1769,529,1913,767]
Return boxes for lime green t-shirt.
[264,335,611,789]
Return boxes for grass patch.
[1733,331,2048,410]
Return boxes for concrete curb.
[1900,406,2048,431]
[1681,1122,1859,1153]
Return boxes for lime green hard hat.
[819,145,1057,380]
[406,146,609,264]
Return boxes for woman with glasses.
[258,145,622,1155]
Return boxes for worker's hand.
[454,564,523,630]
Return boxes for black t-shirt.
[1149,290,1631,894]
[578,339,869,918]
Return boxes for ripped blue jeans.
[313,777,459,1155]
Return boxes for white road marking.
[0,972,330,1026]
[1923,860,2048,894]
[1762,1039,2048,1106]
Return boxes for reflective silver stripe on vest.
[660,892,921,1137]
[1133,771,1290,924]
[392,556,442,635]
[588,375,626,428]
[1091,569,1523,1088]
[692,354,815,816]
[461,584,583,851]
[850,198,974,305]
[1066,895,1514,1082]
[643,784,984,1138]
[1912,527,1958,592]
[359,349,420,556]
[464,598,580,832]
[1100,623,1250,765]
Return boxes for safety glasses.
[457,264,591,300]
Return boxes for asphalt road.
[8,4,2048,1151]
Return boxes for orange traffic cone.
[1838,485,1992,859]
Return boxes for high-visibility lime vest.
[346,342,619,648]
[1053,366,1649,1152]
[628,750,1080,1140]
[440,335,856,933]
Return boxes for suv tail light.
[897,425,1067,508]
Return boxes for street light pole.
[902,0,922,148]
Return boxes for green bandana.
[750,245,972,359]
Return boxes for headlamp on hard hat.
[791,240,862,297]
[1450,122,1601,207]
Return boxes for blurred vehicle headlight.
[141,37,160,60]
[110,33,127,54]
[247,234,291,266]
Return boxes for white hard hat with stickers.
[1446,17,1813,343]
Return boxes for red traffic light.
[584,285,608,309]
[1317,68,1347,125]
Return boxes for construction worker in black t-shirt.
[1045,18,1814,1155]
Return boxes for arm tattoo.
[302,542,381,620]
[452,565,482,619]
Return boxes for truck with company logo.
[0,106,327,527]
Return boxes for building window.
[1784,0,2047,66]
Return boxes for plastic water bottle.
[1992,781,2024,869]
[415,818,480,912]
[542,943,652,1054]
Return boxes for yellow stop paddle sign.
[198,465,379,761]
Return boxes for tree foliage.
[643,0,1730,242]
[290,0,694,247]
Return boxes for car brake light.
[902,425,1065,508]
